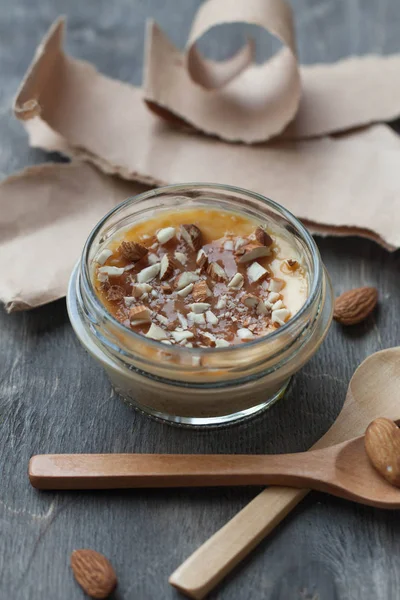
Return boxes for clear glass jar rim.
[80,182,323,356]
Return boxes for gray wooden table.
[1,1,400,598]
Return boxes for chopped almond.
[196,249,208,270]
[255,226,273,247]
[174,251,187,265]
[118,241,148,262]
[227,273,244,289]
[132,283,152,298]
[96,248,113,265]
[137,263,160,283]
[160,254,174,280]
[146,323,168,340]
[98,266,125,277]
[207,262,227,282]
[247,262,269,283]
[129,305,152,323]
[174,272,199,290]
[269,278,285,292]
[180,224,202,251]
[192,280,212,302]
[176,283,194,297]
[190,302,210,314]
[157,227,176,244]
[237,242,271,264]
[241,294,259,308]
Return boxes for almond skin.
[365,418,400,487]
[70,549,117,599]
[118,241,148,262]
[192,280,211,302]
[333,286,378,325]
[159,254,174,280]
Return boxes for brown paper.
[143,0,400,142]
[0,162,146,312]
[144,0,300,143]
[12,18,400,252]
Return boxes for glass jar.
[67,183,333,427]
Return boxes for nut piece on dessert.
[237,327,255,340]
[271,308,290,326]
[237,242,271,264]
[96,248,113,265]
[159,254,174,280]
[190,302,211,314]
[98,266,125,277]
[174,251,187,265]
[132,283,152,298]
[193,280,212,302]
[207,262,228,282]
[269,278,285,292]
[146,323,169,340]
[129,305,152,325]
[228,273,244,289]
[247,262,269,283]
[118,241,148,262]
[196,249,208,270]
[176,283,194,297]
[157,227,176,245]
[242,294,259,308]
[174,272,200,290]
[255,226,273,247]
[137,263,161,283]
[180,224,202,251]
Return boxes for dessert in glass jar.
[67,184,333,426]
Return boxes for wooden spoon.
[169,347,400,599]
[28,422,400,510]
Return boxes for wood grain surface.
[1,1,400,599]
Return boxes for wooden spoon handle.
[29,452,316,490]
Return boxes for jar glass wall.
[67,183,333,427]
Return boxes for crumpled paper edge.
[144,0,400,142]
[12,18,400,253]
[0,161,148,312]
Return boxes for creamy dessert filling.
[93,208,308,348]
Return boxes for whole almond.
[365,418,400,487]
[70,549,117,599]
[333,286,378,325]
[118,241,148,262]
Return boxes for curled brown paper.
[144,0,301,143]
[0,162,146,312]
[144,0,400,142]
